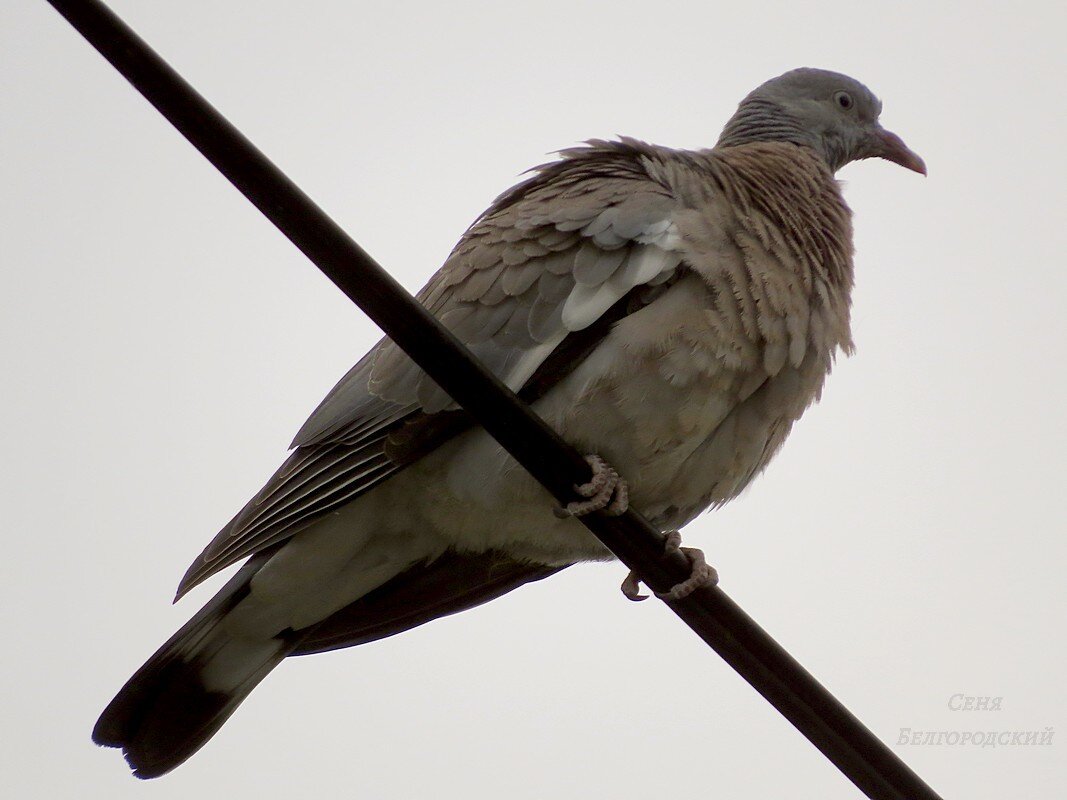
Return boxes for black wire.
[43,2,944,798]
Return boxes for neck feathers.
[705,144,856,355]
[715,144,853,287]
[716,98,811,151]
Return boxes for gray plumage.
[93,67,924,778]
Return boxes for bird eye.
[834,91,854,110]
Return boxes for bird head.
[717,68,926,175]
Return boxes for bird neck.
[716,98,830,167]
[706,143,855,300]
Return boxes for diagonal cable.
[43,2,943,798]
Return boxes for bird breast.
[548,147,857,528]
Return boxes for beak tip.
[875,128,926,176]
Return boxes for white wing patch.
[561,242,680,331]
[367,208,683,414]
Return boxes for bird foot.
[621,530,718,602]
[553,454,629,518]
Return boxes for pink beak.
[872,127,926,175]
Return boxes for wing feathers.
[178,450,397,598]
[501,260,542,295]
[573,241,626,285]
[182,139,689,598]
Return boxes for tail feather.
[95,548,566,777]
[93,549,296,779]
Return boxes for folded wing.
[176,140,685,598]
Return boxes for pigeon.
[93,67,924,777]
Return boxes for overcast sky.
[3,1,1064,798]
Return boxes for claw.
[658,531,718,600]
[555,454,629,518]
[605,477,628,516]
[621,570,648,601]
[621,530,718,602]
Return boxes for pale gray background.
[2,1,1064,797]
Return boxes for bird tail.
[94,547,566,778]
[92,550,296,779]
